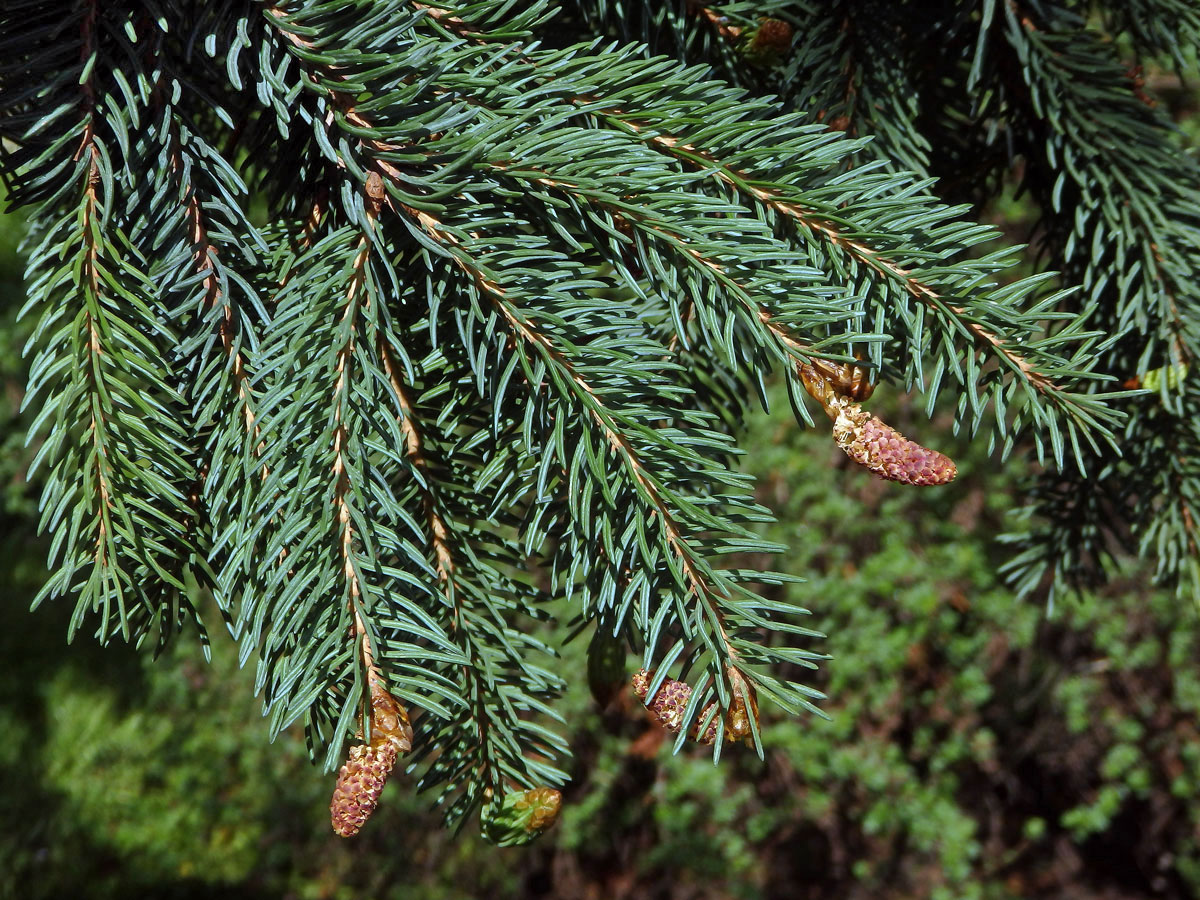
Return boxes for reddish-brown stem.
[75,0,113,573]
[618,124,1056,393]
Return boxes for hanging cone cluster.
[632,668,758,745]
[330,676,413,837]
[798,360,956,487]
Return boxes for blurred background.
[2,71,1200,900]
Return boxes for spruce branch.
[378,334,566,827]
[289,0,1115,462]
[231,213,441,748]
[9,0,1191,841]
[606,116,1090,412]
[330,175,381,688]
[998,1,1200,363]
[14,0,206,644]
[259,3,806,743]
[1096,0,1200,67]
[405,198,745,682]
[252,8,569,806]
[177,155,256,440]
[980,0,1200,596]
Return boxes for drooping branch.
[407,201,742,668]
[334,174,384,687]
[273,2,1077,427]
[73,1,115,583]
[377,336,506,797]
[480,157,828,370]
[263,6,748,678]
[610,121,1058,392]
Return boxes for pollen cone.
[832,401,956,486]
[330,742,399,837]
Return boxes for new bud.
[481,787,563,846]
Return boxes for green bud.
[741,18,794,66]
[480,787,563,847]
[1141,362,1188,392]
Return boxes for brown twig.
[377,338,503,784]
[74,0,114,574]
[431,214,740,659]
[334,175,383,682]
[690,5,743,44]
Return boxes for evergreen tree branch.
[234,204,458,751]
[298,0,1117,459]
[999,1,1200,365]
[409,199,744,666]
[255,1,1116,738]
[260,4,786,706]
[1095,0,1200,66]
[612,121,1059,394]
[987,1,1200,595]
[8,0,1189,840]
[14,1,205,643]
[239,9,570,791]
[379,334,568,826]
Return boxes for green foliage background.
[4,190,1200,899]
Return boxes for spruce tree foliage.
[0,0,1193,838]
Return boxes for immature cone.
[330,678,412,837]
[330,742,399,837]
[832,399,957,486]
[480,787,563,846]
[632,669,720,744]
[750,18,794,55]
[796,361,955,487]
